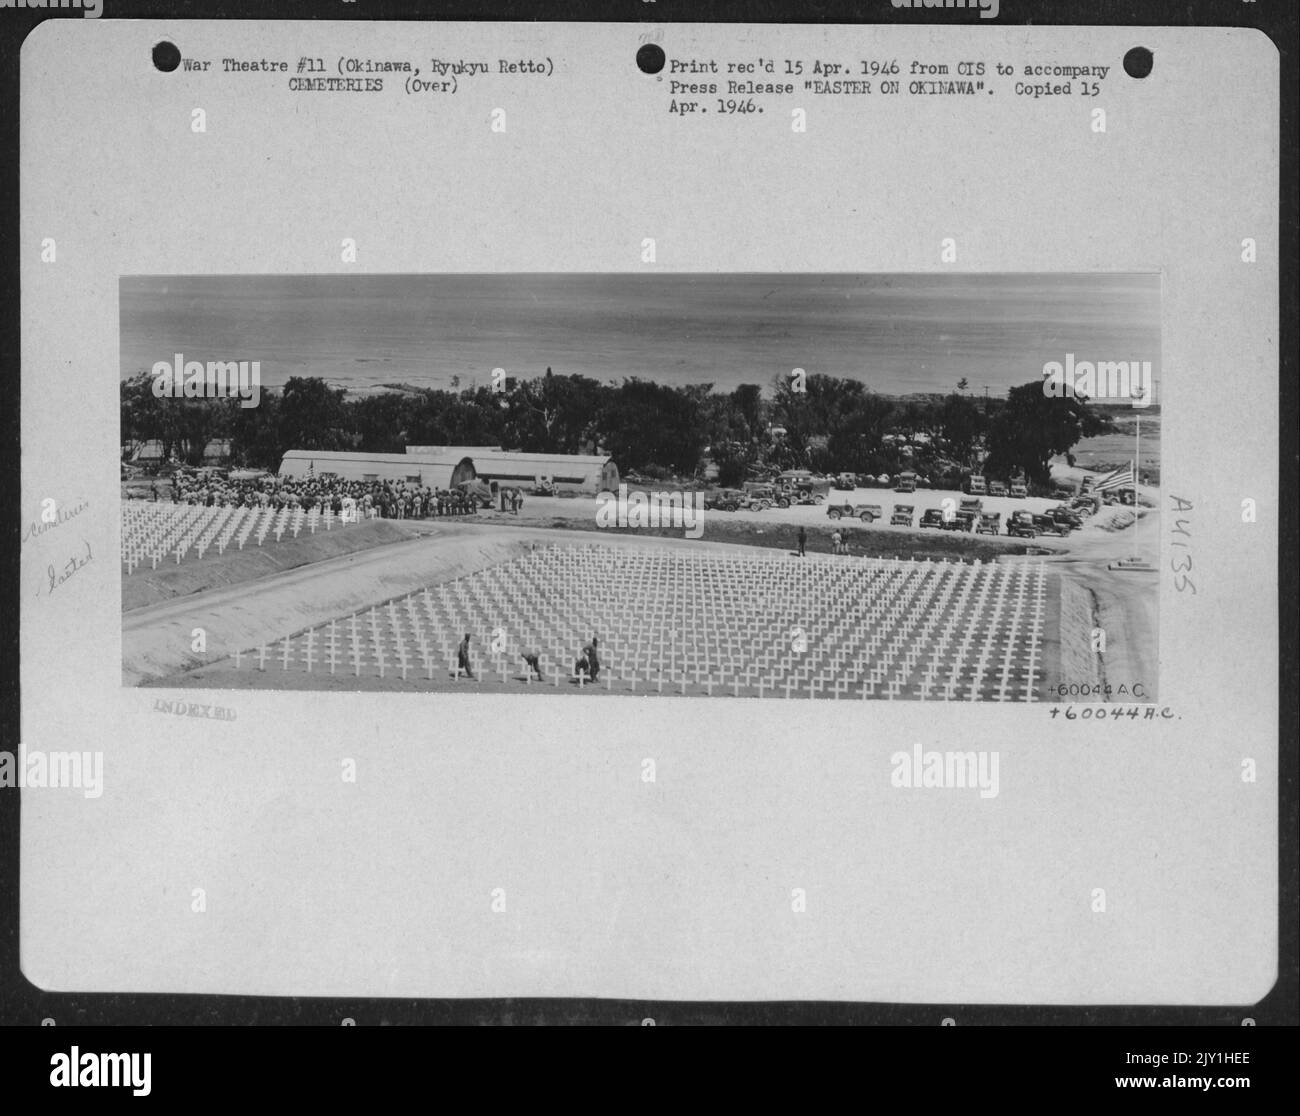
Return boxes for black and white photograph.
[7,8,1291,1064]
[120,272,1160,701]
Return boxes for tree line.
[121,368,1115,489]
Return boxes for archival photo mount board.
[19,20,1279,1003]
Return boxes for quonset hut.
[405,447,618,495]
[277,450,477,488]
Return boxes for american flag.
[1094,461,1134,491]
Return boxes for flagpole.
[1134,414,1140,507]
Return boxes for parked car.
[747,482,791,508]
[942,510,976,532]
[742,482,782,509]
[919,508,946,529]
[1046,505,1084,529]
[827,502,883,523]
[1032,513,1071,537]
[1008,481,1028,499]
[891,504,915,527]
[988,481,1008,497]
[976,512,1002,535]
[456,479,496,509]
[704,488,745,512]
[1006,510,1038,538]
[787,486,826,506]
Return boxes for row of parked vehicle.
[825,471,1037,498]
[705,479,831,512]
[709,478,1097,541]
[914,499,1088,538]
[820,495,1091,538]
[964,474,1030,499]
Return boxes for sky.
[120,272,1161,399]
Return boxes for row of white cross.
[230,544,1049,700]
[121,500,358,572]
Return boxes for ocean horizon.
[121,273,1162,400]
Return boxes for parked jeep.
[988,481,1008,497]
[827,502,883,523]
[1008,481,1028,499]
[976,512,1002,535]
[832,473,858,491]
[891,504,915,527]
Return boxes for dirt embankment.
[123,527,534,686]
[1054,578,1104,695]
[1034,507,1160,702]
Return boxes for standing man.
[831,529,842,555]
[797,526,807,557]
[457,633,475,680]
[521,649,544,682]
[584,637,600,683]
